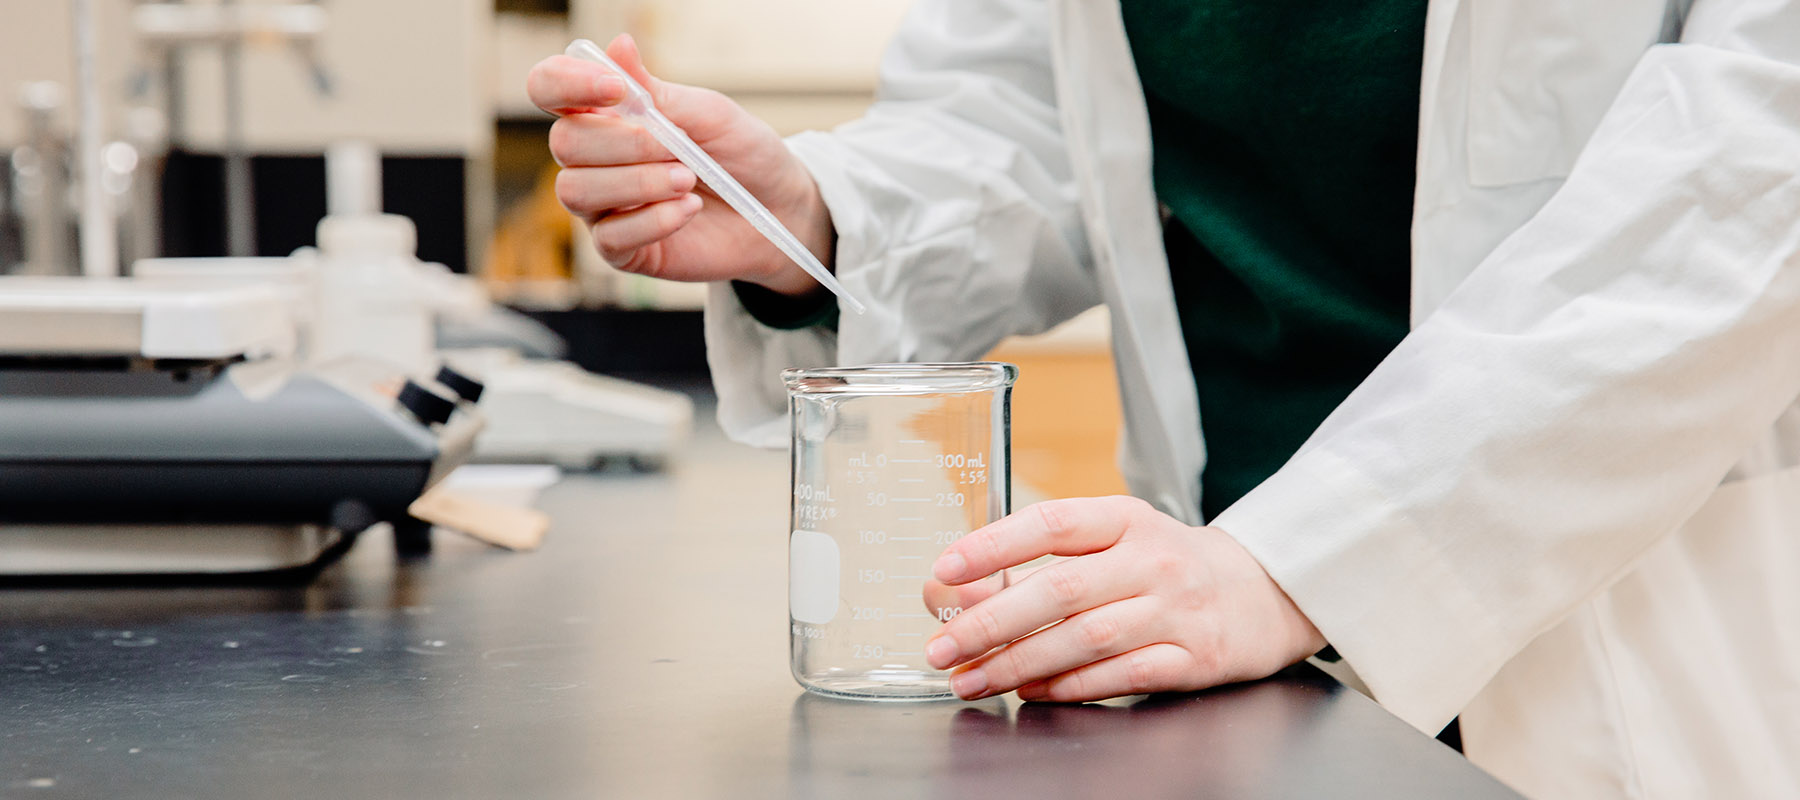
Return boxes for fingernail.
[596,75,624,97]
[951,668,988,699]
[667,165,694,192]
[681,193,702,212]
[926,636,957,669]
[933,552,967,583]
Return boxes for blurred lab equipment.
[139,141,694,472]
[9,81,71,275]
[72,0,116,276]
[0,275,480,576]
[784,362,1016,699]
[0,2,502,576]
[444,349,693,471]
[0,3,692,578]
[129,0,333,260]
[2,1,332,279]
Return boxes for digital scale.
[0,277,481,577]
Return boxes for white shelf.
[0,276,297,360]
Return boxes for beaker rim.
[783,362,1018,394]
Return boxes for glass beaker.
[783,362,1017,700]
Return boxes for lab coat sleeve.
[1213,25,1800,732]
[705,0,1101,447]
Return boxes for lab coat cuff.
[785,132,882,285]
[1211,447,1512,735]
[700,134,895,448]
[702,281,836,449]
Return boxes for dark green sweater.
[1121,1,1425,520]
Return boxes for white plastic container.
[309,213,436,375]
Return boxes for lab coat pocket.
[1593,458,1800,796]
[1464,0,1667,187]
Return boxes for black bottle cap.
[397,379,456,427]
[434,365,485,403]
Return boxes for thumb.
[605,34,663,104]
[602,33,737,141]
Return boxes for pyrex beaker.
[783,362,1017,700]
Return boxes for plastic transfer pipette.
[565,39,867,315]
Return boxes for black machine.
[0,278,481,577]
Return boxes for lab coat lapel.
[1050,0,1204,524]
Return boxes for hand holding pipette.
[528,35,863,313]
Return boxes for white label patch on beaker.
[789,530,840,625]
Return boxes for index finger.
[931,497,1145,586]
[527,55,629,116]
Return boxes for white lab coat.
[702,0,1800,795]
